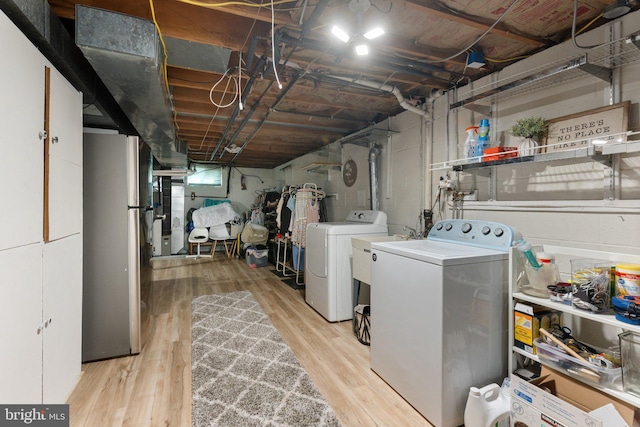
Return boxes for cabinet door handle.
[39,130,47,140]
[52,136,59,144]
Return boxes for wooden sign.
[545,101,629,153]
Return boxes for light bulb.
[355,44,369,55]
[363,27,384,40]
[331,25,350,43]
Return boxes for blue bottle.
[476,119,490,159]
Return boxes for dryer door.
[306,223,327,278]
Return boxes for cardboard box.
[511,366,636,427]
[246,248,269,268]
[514,302,563,354]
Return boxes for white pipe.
[329,76,429,118]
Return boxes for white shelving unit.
[508,245,640,408]
[300,162,341,173]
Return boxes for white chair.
[188,227,211,258]
[209,224,233,257]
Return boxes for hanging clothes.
[290,186,323,248]
[277,193,292,237]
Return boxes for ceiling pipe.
[328,76,429,117]
[179,111,352,133]
[216,0,332,162]
[369,144,382,211]
[210,54,268,159]
[227,72,306,165]
[213,30,286,159]
[219,79,275,157]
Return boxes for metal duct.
[369,144,382,211]
[76,5,187,167]
[0,0,135,133]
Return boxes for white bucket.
[464,383,510,427]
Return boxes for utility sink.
[351,234,409,284]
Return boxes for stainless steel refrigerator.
[82,132,143,362]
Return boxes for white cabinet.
[48,69,83,241]
[0,10,82,404]
[509,245,640,407]
[0,244,43,403]
[42,235,82,403]
[0,11,46,250]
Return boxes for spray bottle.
[464,126,479,162]
[476,118,490,160]
[514,239,542,269]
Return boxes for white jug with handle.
[464,382,510,427]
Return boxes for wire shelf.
[452,31,640,110]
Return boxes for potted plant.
[509,116,548,156]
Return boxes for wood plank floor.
[66,256,434,427]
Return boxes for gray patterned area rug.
[192,291,342,427]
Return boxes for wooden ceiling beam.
[174,101,365,129]
[172,85,396,115]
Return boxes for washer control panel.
[427,219,521,251]
[345,210,388,225]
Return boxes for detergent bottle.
[464,125,479,161]
[476,118,490,160]
[464,382,510,427]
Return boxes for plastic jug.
[464,382,510,427]
[464,125,479,161]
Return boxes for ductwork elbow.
[391,86,429,118]
[329,76,429,118]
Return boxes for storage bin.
[246,248,269,268]
[521,263,560,297]
[619,331,640,397]
[571,259,611,313]
[534,338,622,389]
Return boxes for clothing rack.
[275,236,305,285]
[292,183,326,201]
[274,183,326,285]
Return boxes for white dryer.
[306,210,388,322]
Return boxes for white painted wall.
[183,166,283,220]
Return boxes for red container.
[483,146,518,162]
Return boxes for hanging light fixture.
[330,0,384,55]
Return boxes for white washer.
[306,210,388,322]
[370,219,521,427]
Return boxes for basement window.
[187,164,223,187]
